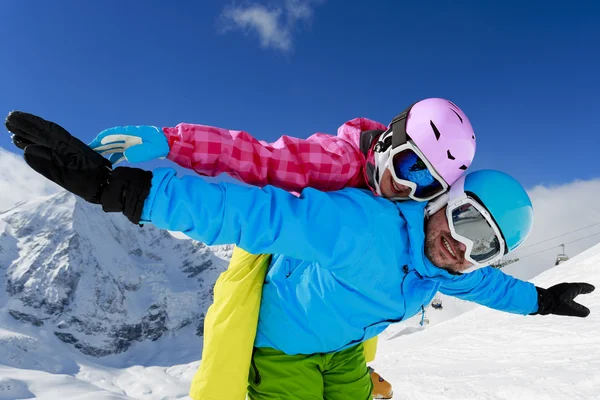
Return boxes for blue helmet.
[463,169,534,252]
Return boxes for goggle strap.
[390,101,418,149]
[391,114,408,149]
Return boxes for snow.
[0,241,596,399]
[0,147,599,399]
[0,189,229,358]
[372,243,600,400]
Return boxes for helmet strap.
[425,193,449,217]
[359,129,385,157]
[370,101,417,195]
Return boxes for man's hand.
[6,111,112,168]
[534,282,595,317]
[5,111,152,223]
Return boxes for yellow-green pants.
[248,344,373,400]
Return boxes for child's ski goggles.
[388,141,448,201]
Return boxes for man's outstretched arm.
[140,167,375,267]
[440,266,594,317]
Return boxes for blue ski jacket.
[141,168,538,355]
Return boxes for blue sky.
[0,0,598,188]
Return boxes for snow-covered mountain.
[0,191,228,357]
[0,146,234,398]
[1,146,599,399]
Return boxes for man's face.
[424,206,473,273]
[379,169,412,198]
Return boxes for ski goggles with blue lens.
[446,176,506,268]
[388,141,448,201]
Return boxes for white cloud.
[503,178,600,281]
[0,147,61,212]
[219,0,320,51]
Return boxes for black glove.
[5,111,152,224]
[12,134,34,150]
[6,111,111,163]
[533,282,595,318]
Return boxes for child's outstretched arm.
[89,118,387,192]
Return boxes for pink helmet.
[406,98,475,185]
[374,98,476,190]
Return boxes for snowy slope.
[0,243,597,399]
[372,242,600,400]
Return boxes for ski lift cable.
[516,221,600,251]
[520,231,600,260]
[517,230,600,260]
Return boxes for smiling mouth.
[442,236,457,259]
[390,176,409,195]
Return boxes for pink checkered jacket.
[163,118,387,193]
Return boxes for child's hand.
[89,126,169,164]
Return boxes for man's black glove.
[533,283,595,318]
[6,111,111,163]
[5,111,152,224]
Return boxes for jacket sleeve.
[438,267,539,315]
[140,168,374,269]
[335,117,388,145]
[162,122,367,192]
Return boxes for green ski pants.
[248,343,373,400]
